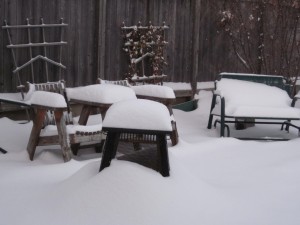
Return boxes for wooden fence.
[0,0,241,92]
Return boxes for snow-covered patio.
[1,90,300,225]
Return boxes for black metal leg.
[220,97,225,137]
[99,132,120,172]
[156,134,170,177]
[0,147,7,154]
[207,94,217,129]
[213,119,230,137]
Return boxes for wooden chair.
[1,19,102,161]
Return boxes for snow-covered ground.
[1,90,300,225]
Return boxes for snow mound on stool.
[103,99,172,131]
[66,84,137,104]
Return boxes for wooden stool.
[99,128,171,177]
[99,99,172,177]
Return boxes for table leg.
[54,110,72,162]
[71,105,93,155]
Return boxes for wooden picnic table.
[68,98,113,155]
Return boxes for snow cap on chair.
[131,85,175,99]
[66,84,136,104]
[103,99,172,131]
[30,91,67,108]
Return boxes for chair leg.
[156,134,170,177]
[27,109,47,161]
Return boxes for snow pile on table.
[66,84,137,104]
[131,84,175,99]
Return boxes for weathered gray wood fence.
[0,0,238,92]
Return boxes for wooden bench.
[207,72,300,139]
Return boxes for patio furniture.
[66,84,137,155]
[98,79,179,146]
[1,19,104,161]
[99,99,172,177]
[27,90,72,161]
[207,72,300,139]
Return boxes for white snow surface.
[215,78,300,118]
[164,81,214,91]
[30,91,67,108]
[66,84,137,104]
[1,90,300,225]
[103,99,172,131]
[131,84,176,99]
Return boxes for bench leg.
[156,134,170,177]
[27,109,46,161]
[99,132,120,172]
[213,119,230,137]
[207,94,217,129]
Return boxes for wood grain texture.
[1,0,240,92]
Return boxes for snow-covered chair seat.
[99,99,172,177]
[207,78,300,137]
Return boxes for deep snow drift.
[1,91,300,225]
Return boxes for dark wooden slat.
[1,0,280,92]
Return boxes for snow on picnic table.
[1,90,300,225]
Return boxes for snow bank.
[2,87,300,225]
